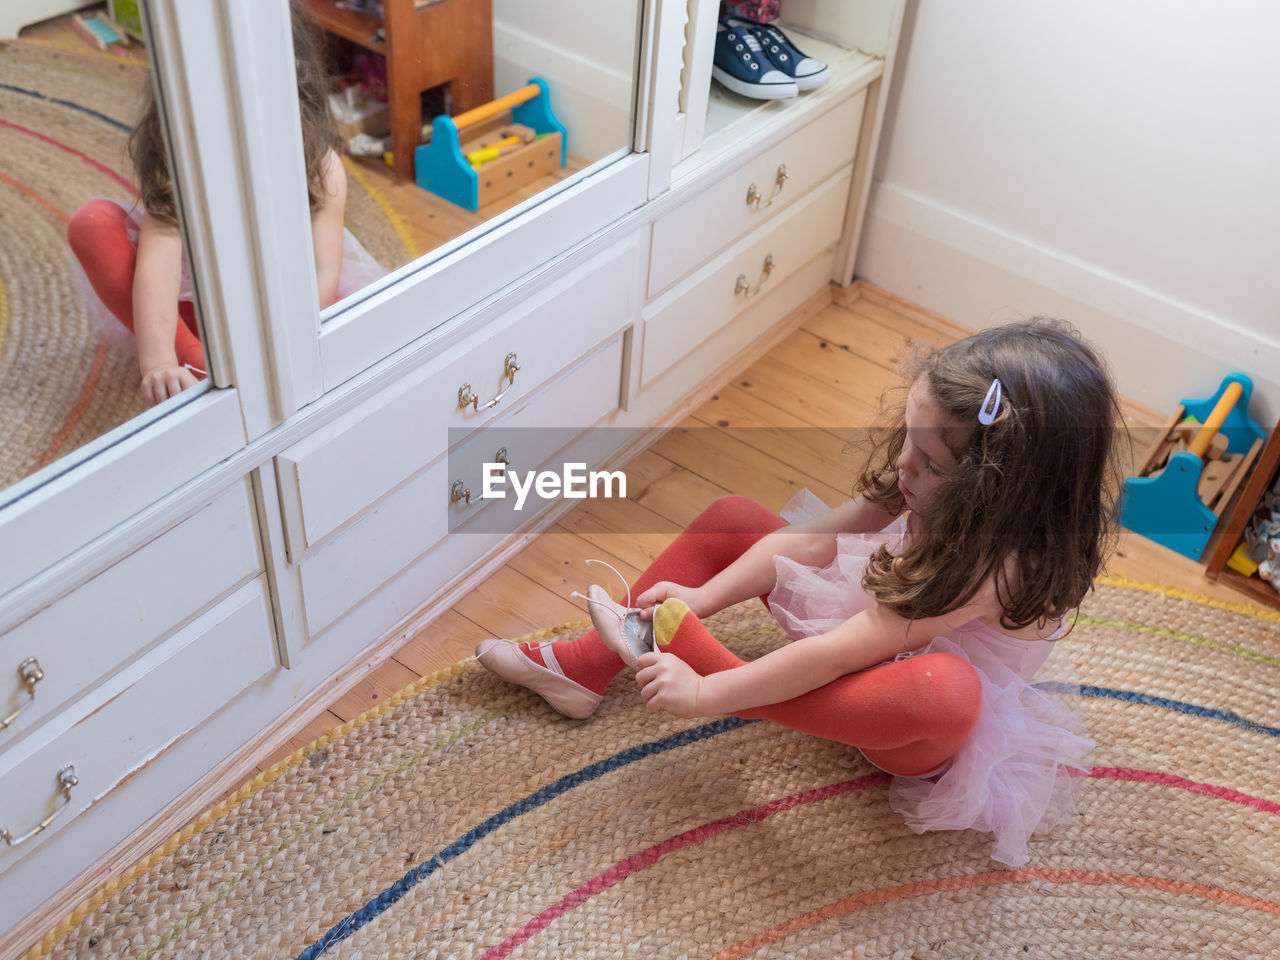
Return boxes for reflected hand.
[140,364,198,406]
[635,651,704,718]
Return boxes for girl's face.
[896,380,962,509]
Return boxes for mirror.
[0,2,208,497]
[300,0,643,315]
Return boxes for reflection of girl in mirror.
[67,1,384,405]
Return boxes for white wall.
[492,0,640,163]
[856,0,1280,425]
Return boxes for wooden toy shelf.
[1203,418,1280,610]
[303,0,493,181]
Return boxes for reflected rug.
[22,578,1280,959]
[0,39,149,488]
[0,39,407,489]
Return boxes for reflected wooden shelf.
[1204,417,1280,610]
[302,0,384,52]
[303,0,493,180]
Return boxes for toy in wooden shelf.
[72,12,128,52]
[108,1,145,42]
[1234,484,1280,587]
[1119,373,1266,561]
[415,79,567,212]
[1203,415,1280,609]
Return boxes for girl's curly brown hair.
[129,0,338,225]
[857,318,1123,632]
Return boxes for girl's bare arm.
[638,592,992,719]
[639,495,899,617]
[133,212,195,403]
[311,149,347,308]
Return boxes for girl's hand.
[635,651,705,718]
[140,364,198,405]
[633,582,711,620]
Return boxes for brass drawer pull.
[745,164,788,209]
[735,254,775,298]
[2,658,44,732]
[451,449,510,507]
[458,353,521,412]
[1,765,78,848]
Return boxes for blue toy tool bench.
[414,78,567,212]
[1119,373,1267,560]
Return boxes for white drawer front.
[298,338,626,636]
[649,91,865,297]
[446,337,626,534]
[0,577,276,869]
[641,167,853,388]
[278,234,640,556]
[0,483,262,749]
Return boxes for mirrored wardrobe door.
[286,0,649,354]
[0,2,216,503]
[0,1,254,597]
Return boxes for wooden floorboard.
[224,282,1264,803]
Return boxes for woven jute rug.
[24,577,1280,959]
[0,39,407,489]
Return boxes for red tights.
[67,198,206,372]
[533,495,983,776]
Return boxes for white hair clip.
[978,378,1002,425]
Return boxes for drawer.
[298,337,626,636]
[277,234,640,556]
[641,166,853,388]
[0,482,262,749]
[648,91,865,297]
[445,337,627,535]
[0,577,276,869]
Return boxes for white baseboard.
[855,182,1279,427]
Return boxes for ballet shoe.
[586,584,655,665]
[474,638,602,719]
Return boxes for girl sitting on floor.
[478,318,1122,866]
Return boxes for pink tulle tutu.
[768,490,1094,867]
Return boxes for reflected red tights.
[67,198,205,372]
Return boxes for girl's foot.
[586,584,655,665]
[474,639,603,719]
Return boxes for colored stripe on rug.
[1075,616,1280,668]
[1092,767,1280,815]
[19,36,139,67]
[0,118,135,193]
[1095,574,1280,623]
[1038,682,1280,739]
[478,765,1280,959]
[0,81,133,131]
[0,170,71,224]
[710,869,1280,959]
[294,717,758,960]
[341,155,417,259]
[475,773,894,960]
[0,272,8,358]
